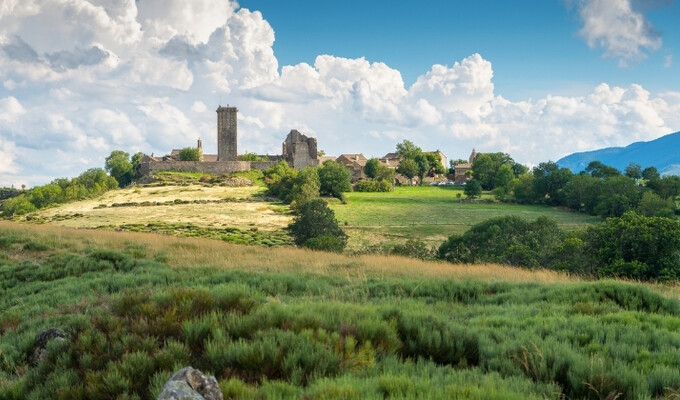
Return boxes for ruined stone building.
[137,106,319,177]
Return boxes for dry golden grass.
[1,220,580,284]
[24,185,290,231]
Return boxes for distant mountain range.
[556,131,680,176]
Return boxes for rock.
[157,367,223,400]
[32,327,67,365]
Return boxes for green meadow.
[329,186,600,249]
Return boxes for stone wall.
[138,160,279,176]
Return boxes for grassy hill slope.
[3,222,680,399]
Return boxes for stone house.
[336,154,368,182]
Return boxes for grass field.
[3,222,680,399]
[329,186,601,250]
[12,182,601,252]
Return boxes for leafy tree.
[318,160,351,200]
[413,154,430,185]
[642,166,660,181]
[493,164,515,199]
[594,175,640,217]
[624,163,642,180]
[1,194,37,217]
[105,150,134,187]
[364,158,381,179]
[532,162,572,206]
[288,199,347,250]
[178,147,202,161]
[585,161,620,179]
[263,160,298,200]
[512,162,529,177]
[29,184,63,208]
[647,176,680,200]
[396,140,422,160]
[563,174,600,213]
[511,173,535,204]
[287,167,320,207]
[375,164,395,184]
[131,152,144,167]
[424,153,446,175]
[464,179,482,199]
[637,191,675,217]
[471,152,514,190]
[396,159,418,184]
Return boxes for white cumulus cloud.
[0,1,679,187]
[573,0,663,66]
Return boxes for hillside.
[12,181,598,251]
[556,130,680,175]
[5,222,680,399]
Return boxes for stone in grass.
[32,327,67,365]
[157,367,223,400]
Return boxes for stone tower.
[217,106,237,161]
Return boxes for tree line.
[464,155,679,218]
[1,151,141,217]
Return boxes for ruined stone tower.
[217,106,237,161]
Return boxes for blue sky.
[1,0,680,186]
[241,0,680,98]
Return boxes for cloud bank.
[0,0,679,186]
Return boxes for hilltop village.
[138,106,476,185]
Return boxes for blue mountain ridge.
[556,131,680,176]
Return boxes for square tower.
[217,106,238,161]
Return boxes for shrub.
[391,240,434,260]
[288,199,347,250]
[303,235,346,253]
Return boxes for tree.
[178,147,202,161]
[532,162,572,206]
[585,161,620,179]
[424,153,446,175]
[263,160,298,200]
[288,199,347,251]
[105,150,133,187]
[471,152,515,190]
[287,167,320,207]
[318,160,351,200]
[637,191,675,217]
[396,140,422,160]
[624,163,642,180]
[512,173,535,204]
[594,175,640,217]
[647,176,680,200]
[493,164,515,199]
[642,166,660,181]
[364,158,381,179]
[396,159,418,184]
[413,154,430,185]
[464,179,482,199]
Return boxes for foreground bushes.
[4,230,680,398]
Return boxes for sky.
[1,0,679,187]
